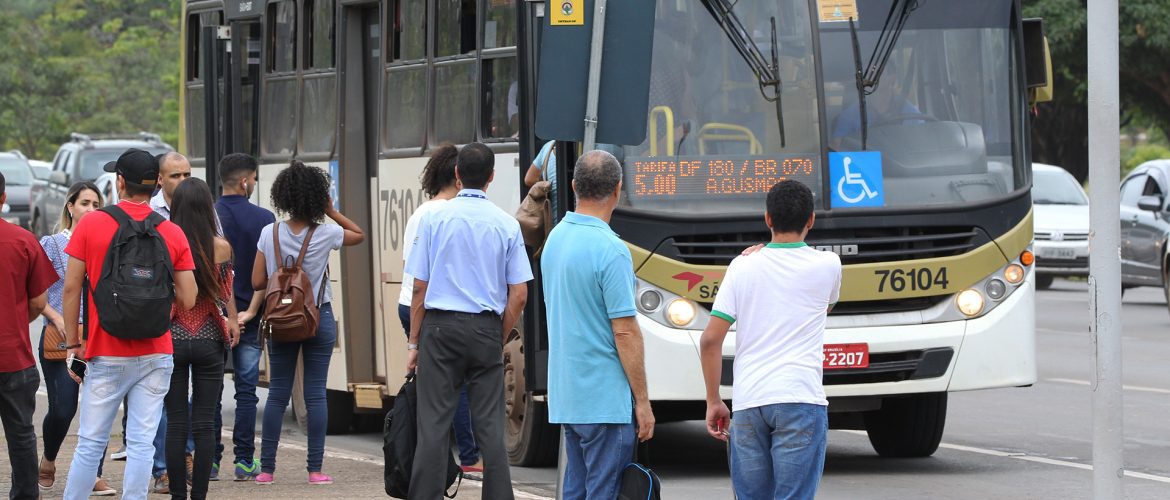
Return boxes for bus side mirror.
[1023,18,1053,104]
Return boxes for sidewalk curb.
[225,431,555,499]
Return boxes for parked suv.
[1120,159,1170,306]
[32,133,172,236]
[0,150,35,229]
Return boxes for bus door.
[203,3,263,195]
[336,2,383,408]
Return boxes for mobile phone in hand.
[67,355,86,381]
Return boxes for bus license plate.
[824,344,869,370]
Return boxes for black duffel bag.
[383,373,462,498]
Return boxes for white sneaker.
[110,446,127,461]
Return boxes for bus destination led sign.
[629,155,820,198]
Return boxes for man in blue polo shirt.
[214,153,274,480]
[405,142,532,500]
[541,150,656,500]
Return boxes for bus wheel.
[1035,274,1054,290]
[503,328,559,466]
[864,392,947,458]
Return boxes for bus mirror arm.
[849,17,868,150]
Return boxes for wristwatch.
[406,342,418,351]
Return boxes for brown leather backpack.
[261,223,325,343]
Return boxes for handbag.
[42,322,69,361]
[516,143,555,252]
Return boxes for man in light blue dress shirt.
[404,142,533,500]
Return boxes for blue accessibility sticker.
[829,152,884,208]
[328,160,341,210]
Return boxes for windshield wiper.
[699,0,786,147]
[847,0,922,150]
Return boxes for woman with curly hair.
[396,145,481,471]
[248,161,364,485]
[166,177,240,499]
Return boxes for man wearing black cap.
[59,148,199,500]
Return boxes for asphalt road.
[283,279,1170,499]
[13,278,1170,498]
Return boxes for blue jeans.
[562,423,636,500]
[38,329,105,477]
[398,303,479,465]
[261,303,336,473]
[63,354,174,500]
[729,403,827,500]
[229,319,262,466]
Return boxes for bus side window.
[301,0,337,155]
[432,0,476,144]
[480,0,517,140]
[185,12,207,161]
[384,0,427,151]
[434,0,476,57]
[263,0,298,158]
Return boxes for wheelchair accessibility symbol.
[829,152,884,208]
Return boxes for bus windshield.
[821,0,1022,209]
[618,0,823,214]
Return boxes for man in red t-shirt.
[0,171,60,499]
[59,149,198,500]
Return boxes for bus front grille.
[668,226,981,266]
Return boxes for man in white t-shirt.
[699,180,841,499]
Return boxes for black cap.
[103,149,159,186]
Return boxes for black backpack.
[90,206,175,340]
[618,462,662,500]
[383,374,462,498]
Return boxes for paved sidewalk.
[0,433,551,499]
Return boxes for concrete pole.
[1086,0,1124,498]
[581,0,608,152]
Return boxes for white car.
[1032,163,1089,289]
[94,172,120,206]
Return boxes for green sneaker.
[209,463,219,481]
[234,459,260,481]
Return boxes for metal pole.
[1086,0,1123,498]
[581,0,608,152]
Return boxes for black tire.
[864,393,947,458]
[1035,274,1054,290]
[503,329,559,466]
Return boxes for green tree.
[1026,0,1170,183]
[0,0,180,159]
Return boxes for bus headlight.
[1003,264,1025,284]
[639,290,663,312]
[985,279,1007,301]
[666,299,697,327]
[956,289,985,316]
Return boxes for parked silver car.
[0,151,34,229]
[1032,163,1089,289]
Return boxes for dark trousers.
[409,310,513,500]
[165,340,225,500]
[0,366,40,500]
[398,303,481,465]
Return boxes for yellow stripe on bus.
[631,210,1033,303]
